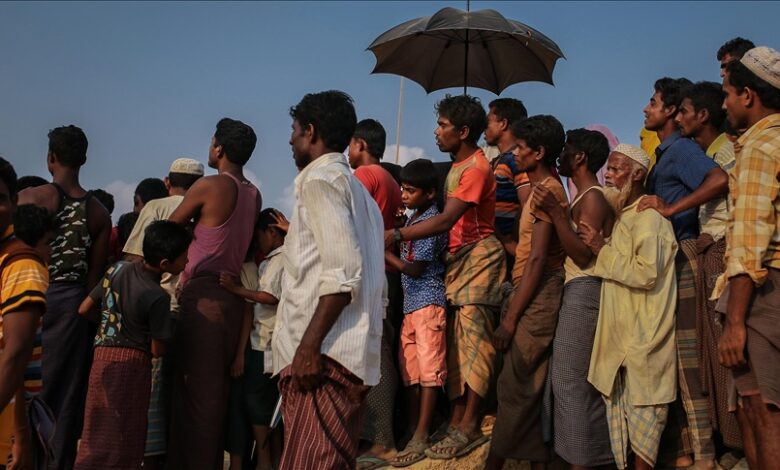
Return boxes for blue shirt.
[647,131,718,241]
[400,205,448,314]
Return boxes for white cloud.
[274,182,296,217]
[244,169,261,189]
[102,180,137,224]
[383,144,430,166]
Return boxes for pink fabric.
[181,173,258,285]
[567,124,619,201]
[399,305,447,387]
[354,164,402,230]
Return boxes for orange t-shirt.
[354,164,402,230]
[512,176,568,285]
[445,149,496,253]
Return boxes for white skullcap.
[740,46,780,91]
[612,144,650,170]
[169,158,204,176]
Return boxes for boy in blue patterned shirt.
[385,158,448,466]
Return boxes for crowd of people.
[0,36,778,470]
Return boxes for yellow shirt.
[699,134,735,241]
[713,114,780,299]
[640,128,660,170]
[588,197,678,405]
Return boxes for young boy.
[74,220,190,470]
[220,208,286,470]
[383,159,448,467]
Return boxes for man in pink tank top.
[167,118,261,469]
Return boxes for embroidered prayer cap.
[169,158,204,175]
[612,144,650,170]
[740,46,780,91]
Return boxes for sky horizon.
[2,1,778,220]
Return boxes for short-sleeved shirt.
[0,232,48,398]
[492,150,529,235]
[123,195,183,256]
[512,177,568,285]
[354,164,402,230]
[400,205,447,314]
[647,131,719,241]
[445,149,496,253]
[250,247,284,351]
[89,261,172,354]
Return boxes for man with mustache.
[581,144,678,470]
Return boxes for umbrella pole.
[463,0,470,95]
[395,77,404,165]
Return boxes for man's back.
[354,163,402,230]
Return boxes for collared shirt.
[700,134,736,241]
[588,197,678,405]
[491,150,529,235]
[713,114,780,298]
[251,246,284,351]
[400,205,447,314]
[272,153,385,386]
[647,131,719,241]
[445,148,497,253]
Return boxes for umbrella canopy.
[367,7,565,95]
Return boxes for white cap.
[740,46,780,91]
[612,144,650,170]
[169,158,204,175]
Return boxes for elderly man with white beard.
[578,144,679,470]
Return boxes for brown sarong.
[167,274,245,469]
[445,235,506,308]
[279,356,369,470]
[490,268,563,462]
[696,236,742,449]
[726,268,780,411]
[74,347,151,470]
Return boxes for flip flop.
[424,428,488,460]
[356,454,390,470]
[429,423,455,444]
[390,438,429,467]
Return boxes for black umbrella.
[367,6,565,95]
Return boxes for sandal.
[424,428,488,460]
[356,454,390,470]
[390,438,428,467]
[429,423,455,444]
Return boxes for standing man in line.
[273,91,385,469]
[717,46,780,470]
[18,125,111,470]
[166,119,261,469]
[639,77,728,469]
[718,37,756,78]
[386,95,506,459]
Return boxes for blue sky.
[2,1,778,219]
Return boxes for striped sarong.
[445,235,506,308]
[696,236,742,449]
[547,276,613,466]
[605,369,669,469]
[143,357,166,456]
[279,356,369,470]
[74,347,151,470]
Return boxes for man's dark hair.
[91,188,115,215]
[353,119,386,160]
[256,208,286,235]
[142,220,192,266]
[289,90,357,152]
[654,77,693,110]
[117,212,139,253]
[400,159,438,192]
[48,125,88,168]
[435,94,487,145]
[510,115,565,166]
[134,178,168,206]
[727,60,780,111]
[214,118,257,166]
[682,81,728,130]
[488,98,528,126]
[167,172,201,190]
[13,204,56,247]
[0,157,18,197]
[17,176,48,191]
[565,129,610,174]
[717,37,755,61]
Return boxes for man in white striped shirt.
[272,90,385,470]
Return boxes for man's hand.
[492,318,517,352]
[219,273,238,294]
[231,351,245,378]
[578,221,605,255]
[8,430,33,470]
[531,183,563,218]
[269,210,290,233]
[637,195,672,218]
[394,206,407,228]
[290,345,324,392]
[719,320,747,368]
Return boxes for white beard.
[603,183,633,215]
